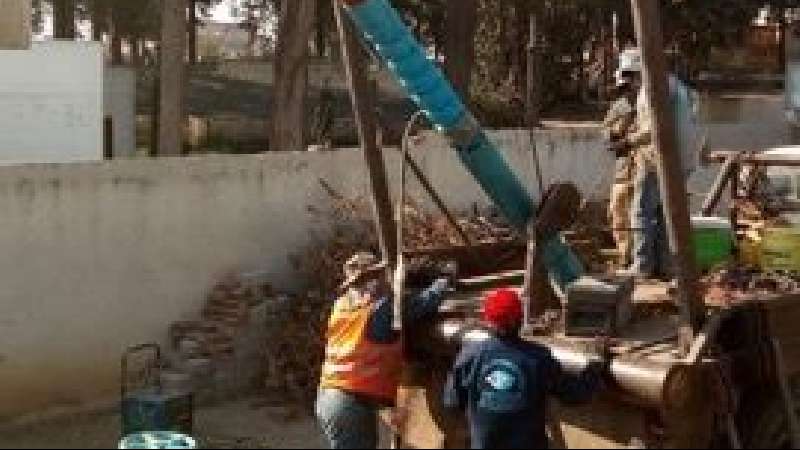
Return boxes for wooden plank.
[630,0,703,351]
[707,150,800,166]
[633,281,674,304]
[402,241,523,258]
[334,1,397,268]
[457,270,526,289]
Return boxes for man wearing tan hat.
[315,252,451,449]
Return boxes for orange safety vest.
[319,291,403,404]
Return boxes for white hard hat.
[615,48,642,86]
[618,48,642,73]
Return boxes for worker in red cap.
[444,289,608,449]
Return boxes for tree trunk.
[91,0,104,41]
[247,24,257,58]
[273,0,315,151]
[315,0,330,58]
[131,35,142,66]
[188,0,198,64]
[526,13,541,127]
[780,6,788,70]
[108,5,124,65]
[53,0,76,39]
[159,0,187,156]
[151,50,161,156]
[444,0,477,100]
[111,34,123,65]
[0,0,31,49]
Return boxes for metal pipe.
[340,0,584,293]
[435,321,694,408]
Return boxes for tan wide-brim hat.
[339,252,387,291]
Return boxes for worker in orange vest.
[315,252,451,449]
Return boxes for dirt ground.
[0,400,325,449]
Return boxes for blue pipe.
[344,0,583,289]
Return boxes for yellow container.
[739,239,762,269]
[762,227,800,272]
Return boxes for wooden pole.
[630,0,702,349]
[334,1,397,268]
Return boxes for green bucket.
[119,432,197,449]
[691,217,733,271]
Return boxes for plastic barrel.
[119,432,196,449]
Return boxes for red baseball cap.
[482,289,523,331]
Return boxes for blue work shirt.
[444,334,602,449]
[366,278,449,344]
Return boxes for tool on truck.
[335,0,800,448]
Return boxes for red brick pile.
[170,276,270,359]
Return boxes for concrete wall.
[0,128,609,421]
[701,92,799,150]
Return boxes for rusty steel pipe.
[433,321,695,409]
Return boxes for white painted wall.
[104,67,137,158]
[0,42,103,165]
[0,128,610,421]
[404,128,614,209]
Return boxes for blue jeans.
[316,388,378,449]
[630,168,669,276]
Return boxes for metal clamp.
[446,113,481,150]
[533,183,582,238]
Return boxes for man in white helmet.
[604,49,643,267]
[618,49,704,278]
